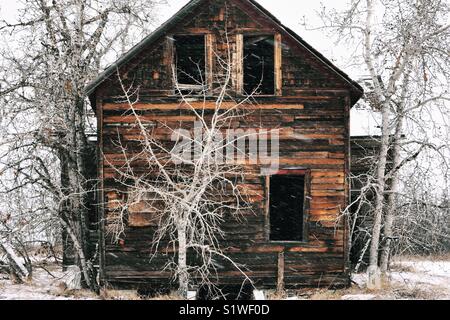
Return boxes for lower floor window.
[269,174,306,241]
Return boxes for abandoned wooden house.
[86,0,364,290]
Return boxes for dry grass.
[46,282,98,299]
[1,255,448,300]
[264,261,449,301]
[265,290,288,300]
[59,289,98,299]
[389,263,416,273]
[389,283,448,300]
[308,289,345,300]
[99,289,142,300]
[97,288,183,300]
[95,280,447,300]
[149,293,183,300]
[267,287,367,300]
[345,278,445,300]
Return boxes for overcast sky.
[0,0,379,135]
[159,0,352,71]
[0,0,350,71]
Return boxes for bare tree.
[315,0,450,287]
[0,0,164,292]
[105,32,276,298]
[392,150,450,256]
[0,214,32,283]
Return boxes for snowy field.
[291,257,450,300]
[0,264,98,300]
[0,257,449,300]
[346,258,450,300]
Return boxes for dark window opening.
[173,35,206,90]
[243,35,275,95]
[269,175,305,241]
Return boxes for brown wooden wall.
[94,0,356,289]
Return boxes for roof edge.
[85,0,205,96]
[86,0,364,103]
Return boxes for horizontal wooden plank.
[104,115,197,123]
[103,102,305,111]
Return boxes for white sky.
[1,0,344,60]
[160,0,351,70]
[0,0,379,135]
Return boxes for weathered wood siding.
[94,0,357,289]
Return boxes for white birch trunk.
[177,224,189,299]
[367,103,390,289]
[380,105,405,273]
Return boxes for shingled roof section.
[85,0,363,102]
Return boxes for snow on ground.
[391,260,450,287]
[348,258,450,300]
[0,257,449,300]
[0,265,98,300]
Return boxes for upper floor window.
[171,33,281,96]
[173,35,206,92]
[243,35,275,95]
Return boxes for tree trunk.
[379,68,411,274]
[177,225,189,299]
[380,109,405,274]
[367,102,390,289]
[60,150,75,269]
[59,96,98,293]
[75,97,91,262]
[59,217,98,293]
[0,241,30,283]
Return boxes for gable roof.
[86,0,363,103]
